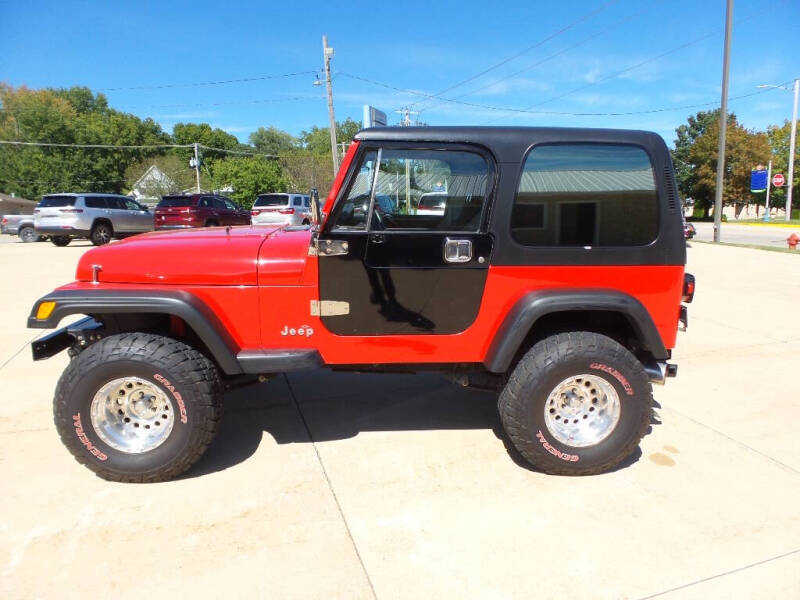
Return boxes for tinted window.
[84,197,107,209]
[222,198,238,210]
[198,197,213,208]
[511,144,658,247]
[106,197,127,210]
[124,199,143,210]
[370,148,488,231]
[159,196,195,207]
[303,197,311,208]
[254,194,289,207]
[39,196,76,208]
[213,197,226,210]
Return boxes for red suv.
[154,194,250,229]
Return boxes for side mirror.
[310,187,321,227]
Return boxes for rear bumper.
[35,226,91,237]
[154,224,197,230]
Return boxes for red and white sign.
[772,173,786,187]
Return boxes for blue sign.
[750,169,768,192]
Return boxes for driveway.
[1,238,798,599]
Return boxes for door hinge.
[310,300,350,316]
[318,239,349,256]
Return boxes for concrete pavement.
[1,237,799,599]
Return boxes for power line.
[0,140,191,149]
[338,71,782,117]
[409,0,619,111]
[95,70,318,92]
[422,0,664,113]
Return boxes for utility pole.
[765,160,772,221]
[713,0,733,242]
[193,143,201,193]
[322,35,339,176]
[786,78,799,221]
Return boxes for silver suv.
[35,193,154,246]
[250,193,311,227]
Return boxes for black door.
[318,144,495,336]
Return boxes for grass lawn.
[692,240,800,254]
[729,219,800,228]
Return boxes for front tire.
[53,333,223,482]
[498,332,652,475]
[51,236,71,247]
[90,222,113,245]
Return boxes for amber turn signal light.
[36,301,56,320]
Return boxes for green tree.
[672,110,725,202]
[687,116,771,217]
[299,118,362,155]
[211,157,289,208]
[0,84,169,199]
[249,126,297,156]
[766,120,800,211]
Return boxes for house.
[0,192,38,214]
[130,166,177,207]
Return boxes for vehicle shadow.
[187,369,650,478]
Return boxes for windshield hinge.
[310,300,350,316]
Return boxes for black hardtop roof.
[354,126,667,162]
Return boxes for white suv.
[250,193,311,227]
[34,193,153,246]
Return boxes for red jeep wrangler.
[29,127,693,482]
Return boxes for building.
[130,165,177,207]
[0,192,38,214]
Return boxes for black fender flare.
[483,289,669,373]
[28,289,244,374]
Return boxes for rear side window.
[84,197,107,209]
[254,194,289,207]
[39,196,76,208]
[511,144,658,247]
[159,196,195,207]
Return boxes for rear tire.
[90,222,113,246]
[18,225,37,243]
[204,220,218,227]
[51,236,71,247]
[53,333,223,483]
[498,332,652,475]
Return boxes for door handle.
[444,238,473,263]
[370,233,386,244]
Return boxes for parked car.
[682,215,696,239]
[34,193,154,246]
[1,214,44,242]
[154,194,250,230]
[251,193,311,227]
[28,126,691,482]
[417,191,447,216]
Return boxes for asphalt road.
[1,238,799,599]
[693,221,799,248]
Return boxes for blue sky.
[1,0,798,147]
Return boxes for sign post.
[765,160,773,221]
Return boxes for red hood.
[75,226,314,286]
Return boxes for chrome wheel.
[93,224,112,245]
[19,226,37,243]
[544,374,621,448]
[90,377,175,454]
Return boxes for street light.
[758,79,799,221]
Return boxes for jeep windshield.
[254,194,289,207]
[39,196,76,208]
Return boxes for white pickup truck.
[0,214,43,242]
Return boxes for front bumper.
[31,316,103,361]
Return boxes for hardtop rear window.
[39,196,76,208]
[158,196,196,207]
[254,194,289,207]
